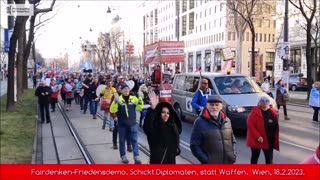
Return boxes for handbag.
[283,93,289,102]
[100,98,112,111]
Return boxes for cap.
[207,95,223,103]
[259,96,270,103]
[119,76,124,79]
[121,84,129,90]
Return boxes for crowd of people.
[33,70,319,164]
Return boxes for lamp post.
[281,0,290,90]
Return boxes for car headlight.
[227,105,246,113]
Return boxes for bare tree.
[226,0,248,74]
[22,0,57,90]
[289,0,317,98]
[96,33,111,71]
[227,0,276,77]
[109,31,124,73]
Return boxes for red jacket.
[246,106,279,150]
[301,145,320,164]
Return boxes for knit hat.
[121,84,129,90]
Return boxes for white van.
[171,72,277,130]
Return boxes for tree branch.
[34,0,56,15]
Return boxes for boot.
[113,144,118,149]
[285,116,290,120]
[134,156,142,164]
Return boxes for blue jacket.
[191,89,214,112]
[309,87,320,107]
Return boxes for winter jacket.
[246,106,279,150]
[191,88,215,112]
[276,86,287,105]
[110,95,143,127]
[143,102,182,164]
[309,87,320,108]
[35,85,52,104]
[190,109,236,164]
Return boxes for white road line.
[279,140,315,152]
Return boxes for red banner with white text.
[0,165,319,180]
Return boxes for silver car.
[171,72,277,130]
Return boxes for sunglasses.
[260,99,270,103]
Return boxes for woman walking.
[50,79,59,112]
[143,91,182,164]
[309,82,320,122]
[275,79,290,120]
[138,84,150,127]
[247,96,279,164]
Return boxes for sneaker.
[113,144,118,149]
[134,156,142,164]
[284,116,290,120]
[127,145,133,152]
[109,127,113,132]
[93,115,97,119]
[121,156,129,164]
[102,125,105,130]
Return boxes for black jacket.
[143,102,182,164]
[35,85,52,104]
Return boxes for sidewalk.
[39,102,190,164]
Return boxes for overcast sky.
[1,0,143,62]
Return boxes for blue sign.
[80,60,93,70]
[4,29,13,53]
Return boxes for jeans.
[277,104,288,116]
[83,96,90,113]
[103,111,113,128]
[113,121,131,145]
[79,96,84,110]
[139,108,148,127]
[39,103,50,123]
[118,124,139,157]
[90,100,98,115]
[250,148,274,164]
[312,107,320,121]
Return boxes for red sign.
[144,41,184,64]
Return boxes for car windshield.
[213,76,262,95]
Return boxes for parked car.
[289,73,307,91]
[171,72,277,130]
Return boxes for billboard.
[144,41,184,64]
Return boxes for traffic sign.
[4,29,13,53]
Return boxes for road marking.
[279,140,315,152]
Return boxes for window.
[196,53,201,69]
[189,12,194,31]
[185,76,200,92]
[214,76,260,95]
[189,0,194,10]
[264,34,266,42]
[155,9,158,25]
[221,32,224,41]
[188,54,193,72]
[260,33,262,41]
[273,20,276,28]
[220,18,222,26]
[255,33,258,41]
[272,34,275,42]
[268,34,271,42]
[173,75,185,90]
[182,0,187,12]
[182,15,187,36]
[220,2,224,12]
[228,32,231,40]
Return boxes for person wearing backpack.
[191,78,215,115]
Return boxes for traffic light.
[125,44,134,55]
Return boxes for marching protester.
[247,96,279,164]
[100,80,117,130]
[137,84,150,127]
[190,95,236,164]
[309,81,320,122]
[63,78,74,111]
[82,74,93,114]
[88,76,99,119]
[275,79,290,120]
[73,79,81,105]
[35,80,52,124]
[191,78,215,115]
[50,79,59,112]
[143,91,182,164]
[110,83,144,164]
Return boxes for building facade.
[142,0,277,80]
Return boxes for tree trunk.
[16,22,26,101]
[32,42,37,74]
[306,24,313,99]
[6,16,28,111]
[23,15,36,89]
[250,26,256,77]
[22,30,28,90]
